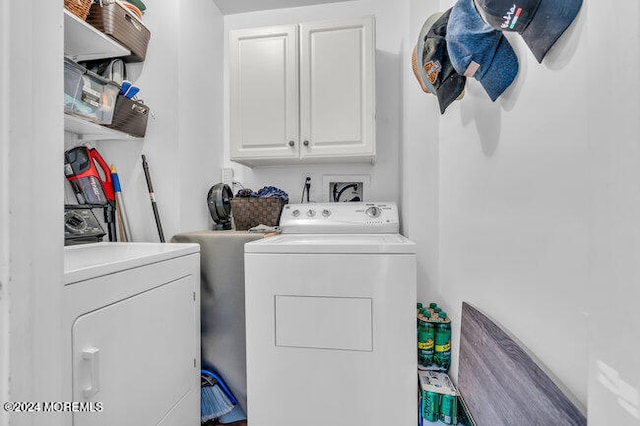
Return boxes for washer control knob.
[366,206,381,218]
[292,209,301,217]
[322,209,331,217]
[307,209,316,217]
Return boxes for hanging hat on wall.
[446,0,519,101]
[472,0,583,63]
[411,10,467,114]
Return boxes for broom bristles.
[201,385,235,422]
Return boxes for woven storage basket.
[231,198,286,231]
[65,0,93,21]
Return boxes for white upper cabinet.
[299,18,375,161]
[229,17,375,167]
[230,25,299,162]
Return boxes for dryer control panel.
[280,202,399,234]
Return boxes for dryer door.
[72,276,197,426]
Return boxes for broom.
[201,369,238,423]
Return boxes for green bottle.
[429,302,438,309]
[434,312,451,370]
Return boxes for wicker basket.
[65,0,93,21]
[231,198,286,231]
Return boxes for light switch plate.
[221,168,234,187]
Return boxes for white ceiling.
[213,0,356,15]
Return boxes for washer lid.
[244,233,416,254]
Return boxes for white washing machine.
[244,202,416,426]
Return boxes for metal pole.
[141,154,165,242]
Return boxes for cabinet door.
[299,17,375,161]
[72,276,198,426]
[230,25,299,162]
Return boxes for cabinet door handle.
[288,140,295,147]
[303,140,310,147]
[82,347,100,398]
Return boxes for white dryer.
[244,202,416,426]
[63,242,201,426]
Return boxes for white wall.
[433,0,590,405]
[586,1,640,424]
[179,0,225,232]
[402,0,441,308]
[66,0,225,240]
[223,0,405,205]
[215,0,354,15]
[4,0,64,424]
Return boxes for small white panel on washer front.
[279,202,399,234]
[274,295,373,351]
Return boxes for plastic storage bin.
[64,58,119,125]
[64,59,85,109]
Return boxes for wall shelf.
[64,9,130,61]
[64,114,141,141]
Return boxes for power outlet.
[330,181,364,202]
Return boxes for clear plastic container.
[63,58,119,125]
[64,58,85,113]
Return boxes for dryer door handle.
[82,347,100,398]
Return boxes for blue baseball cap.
[411,10,467,114]
[446,0,519,102]
[473,0,583,63]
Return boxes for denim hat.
[411,9,466,114]
[446,0,519,101]
[473,0,582,63]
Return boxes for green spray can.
[421,307,432,322]
[434,312,451,370]
[418,308,435,365]
[440,394,457,425]
[424,309,436,358]
[422,391,440,422]
[417,314,430,366]
[421,320,435,366]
